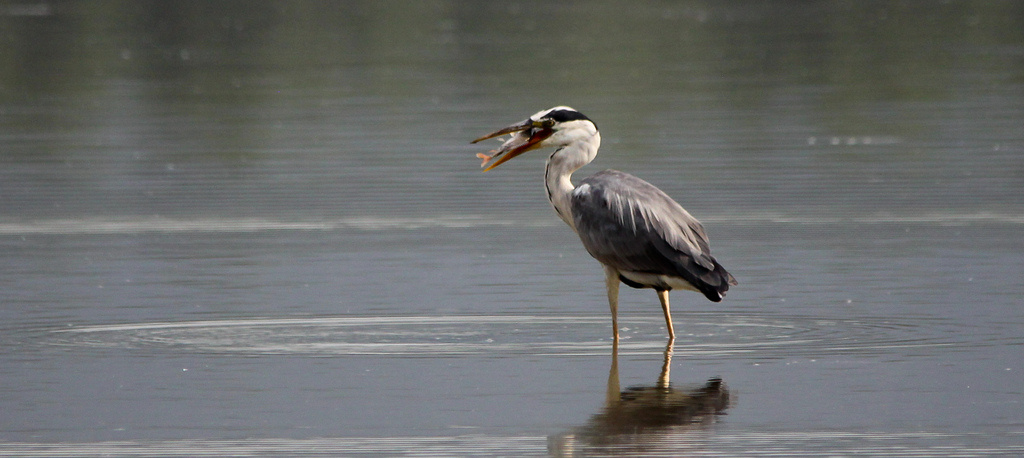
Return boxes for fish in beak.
[471,118,555,171]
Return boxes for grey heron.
[472,106,736,342]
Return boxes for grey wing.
[570,170,736,301]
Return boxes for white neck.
[544,131,601,230]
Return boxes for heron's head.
[471,106,598,171]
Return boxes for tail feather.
[691,258,736,303]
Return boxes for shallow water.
[2,1,1024,456]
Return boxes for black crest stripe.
[545,109,597,129]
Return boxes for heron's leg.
[603,266,620,341]
[656,289,676,341]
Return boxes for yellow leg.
[657,289,675,341]
[603,266,620,342]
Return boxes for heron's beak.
[471,119,553,171]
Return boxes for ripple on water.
[45,313,977,359]
[0,431,1022,457]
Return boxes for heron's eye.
[541,119,556,128]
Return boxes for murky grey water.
[2,1,1023,456]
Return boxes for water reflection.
[1,0,1022,450]
[550,342,729,456]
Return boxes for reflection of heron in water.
[549,342,730,456]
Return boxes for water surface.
[2,1,1023,455]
